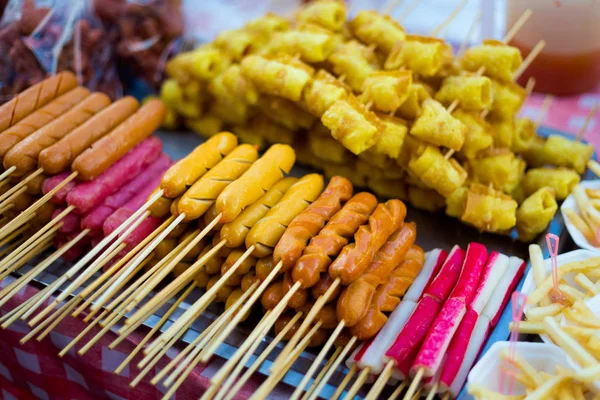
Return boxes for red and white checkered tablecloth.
[0,276,263,400]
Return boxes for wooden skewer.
[18,277,65,321]
[0,168,42,206]
[389,381,408,400]
[365,360,396,400]
[199,260,287,362]
[35,296,82,342]
[163,284,260,388]
[0,186,27,214]
[398,0,425,22]
[513,40,546,80]
[150,305,232,386]
[534,95,553,129]
[0,202,15,216]
[83,254,153,323]
[380,0,404,16]
[53,209,152,303]
[458,10,482,57]
[0,167,17,185]
[345,365,371,400]
[0,224,29,252]
[431,0,468,37]
[113,281,197,375]
[249,322,323,400]
[0,237,26,260]
[289,320,346,400]
[402,368,425,400]
[330,363,357,400]
[78,309,126,356]
[444,15,537,160]
[0,231,56,282]
[301,346,343,400]
[525,77,536,95]
[122,217,218,315]
[19,296,81,345]
[442,392,451,400]
[304,336,357,400]
[0,171,77,242]
[122,229,224,328]
[148,243,254,349]
[425,382,439,400]
[0,206,72,274]
[130,296,212,388]
[576,104,598,142]
[75,215,175,304]
[271,277,341,371]
[216,311,304,400]
[60,256,154,357]
[0,288,42,325]
[504,9,533,44]
[411,388,423,400]
[89,214,183,312]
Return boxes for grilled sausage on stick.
[160,132,238,198]
[273,176,353,272]
[3,92,111,178]
[0,71,77,133]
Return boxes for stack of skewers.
[159,0,596,241]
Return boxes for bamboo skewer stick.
[121,220,216,315]
[442,392,451,400]
[576,105,598,142]
[0,237,26,260]
[147,243,253,349]
[365,360,396,400]
[113,281,197,375]
[0,167,16,185]
[389,381,409,400]
[35,296,82,342]
[513,40,546,80]
[0,224,29,252]
[397,0,425,22]
[525,77,536,95]
[27,214,148,327]
[0,202,15,216]
[0,206,72,273]
[83,254,153,323]
[424,382,439,400]
[380,0,404,16]
[534,95,553,129]
[250,322,323,400]
[403,368,425,400]
[271,277,340,371]
[345,367,371,400]
[330,363,357,400]
[199,260,287,362]
[77,309,126,356]
[0,187,27,214]
[130,298,212,388]
[76,215,174,305]
[19,296,81,345]
[163,283,260,389]
[0,289,41,325]
[60,307,112,357]
[431,0,468,37]
[305,336,357,400]
[0,236,53,284]
[301,346,343,400]
[120,229,223,329]
[219,312,303,400]
[289,320,346,400]
[0,171,77,241]
[150,307,231,386]
[0,169,42,206]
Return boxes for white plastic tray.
[467,341,581,397]
[561,180,600,253]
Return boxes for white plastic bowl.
[467,341,581,397]
[561,180,600,253]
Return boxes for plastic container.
[506,0,600,95]
[467,341,580,396]
[561,181,600,253]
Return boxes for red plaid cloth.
[0,276,262,400]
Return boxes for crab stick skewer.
[404,243,488,399]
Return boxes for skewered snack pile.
[159,0,594,241]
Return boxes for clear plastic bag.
[0,0,122,101]
[93,0,184,91]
